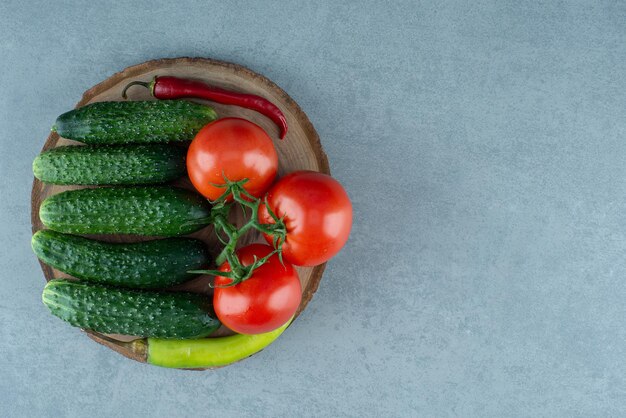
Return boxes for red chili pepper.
[122,76,288,139]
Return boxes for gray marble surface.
[2,1,626,416]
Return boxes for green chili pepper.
[132,319,292,369]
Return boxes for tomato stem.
[192,176,287,285]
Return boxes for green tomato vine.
[189,177,286,287]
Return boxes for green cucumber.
[33,144,186,185]
[52,100,217,144]
[39,186,211,236]
[32,230,209,288]
[43,280,220,339]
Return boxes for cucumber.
[52,100,217,144]
[42,280,220,339]
[39,186,211,236]
[32,230,209,288]
[33,144,187,185]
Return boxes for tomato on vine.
[213,244,301,335]
[258,170,352,266]
[187,118,278,201]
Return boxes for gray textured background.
[2,1,626,416]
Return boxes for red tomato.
[258,171,352,266]
[187,118,278,200]
[214,244,301,335]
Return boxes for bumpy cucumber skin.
[33,144,187,185]
[39,186,211,236]
[53,100,218,144]
[32,230,209,289]
[43,280,220,339]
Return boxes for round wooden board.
[31,57,329,368]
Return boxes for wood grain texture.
[31,57,329,368]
